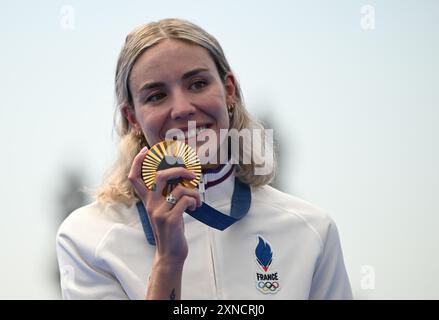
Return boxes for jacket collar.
[198,162,235,205]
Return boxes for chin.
[194,141,221,166]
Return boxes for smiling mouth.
[163,124,212,141]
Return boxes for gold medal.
[141,140,201,195]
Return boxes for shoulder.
[251,185,337,246]
[56,201,138,259]
[55,201,138,299]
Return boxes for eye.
[145,92,166,103]
[189,79,208,90]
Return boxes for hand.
[128,147,202,265]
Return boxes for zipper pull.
[199,173,207,202]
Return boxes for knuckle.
[181,195,195,206]
[145,204,154,214]
[172,185,184,197]
[154,214,166,225]
[154,171,163,182]
[190,187,200,197]
[148,210,166,224]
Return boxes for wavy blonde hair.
[95,18,276,205]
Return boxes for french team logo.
[255,236,280,294]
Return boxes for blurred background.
[1,0,438,299]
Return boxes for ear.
[122,104,139,130]
[224,72,237,106]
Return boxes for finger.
[150,191,198,227]
[161,185,201,211]
[170,195,198,215]
[150,167,196,202]
[128,146,149,198]
[169,185,202,208]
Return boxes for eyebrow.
[138,67,210,94]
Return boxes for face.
[124,39,236,165]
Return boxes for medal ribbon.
[136,177,251,246]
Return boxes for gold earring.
[228,103,235,118]
[136,130,144,146]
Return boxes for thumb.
[128,146,150,197]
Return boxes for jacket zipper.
[207,227,220,299]
[199,173,207,202]
[200,173,220,297]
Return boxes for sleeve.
[56,223,129,300]
[308,218,353,300]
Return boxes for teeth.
[186,128,196,139]
[196,125,207,134]
[165,126,208,140]
[185,126,207,139]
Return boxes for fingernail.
[140,146,148,153]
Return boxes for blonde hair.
[95,18,276,205]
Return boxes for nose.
[170,90,196,120]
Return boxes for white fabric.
[56,165,353,300]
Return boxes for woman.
[56,18,352,300]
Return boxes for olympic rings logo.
[257,281,279,292]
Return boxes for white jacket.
[56,163,353,299]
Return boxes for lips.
[186,125,208,139]
[162,124,212,140]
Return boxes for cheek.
[212,104,229,130]
[135,109,164,144]
[199,92,229,128]
[216,108,229,130]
